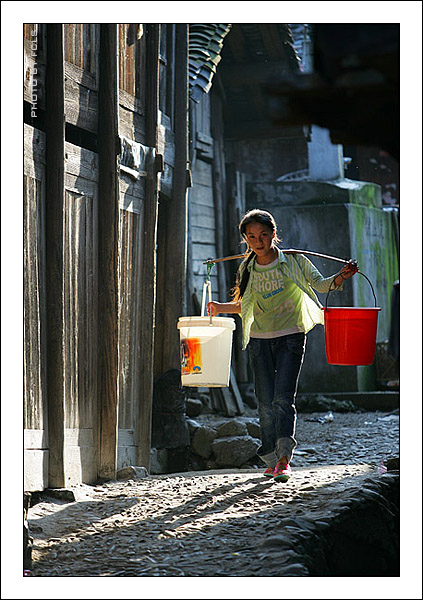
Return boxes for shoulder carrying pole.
[203,249,351,266]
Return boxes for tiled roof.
[188,24,232,102]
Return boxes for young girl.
[207,209,358,482]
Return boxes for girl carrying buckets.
[207,209,358,482]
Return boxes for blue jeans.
[248,333,306,468]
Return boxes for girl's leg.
[271,333,306,463]
[248,338,278,469]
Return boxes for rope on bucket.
[326,270,378,310]
[201,261,215,324]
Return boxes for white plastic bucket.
[177,316,236,387]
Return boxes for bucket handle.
[201,279,213,324]
[325,271,378,310]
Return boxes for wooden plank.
[191,159,213,186]
[192,242,217,261]
[118,176,145,213]
[190,201,215,217]
[64,76,98,134]
[220,387,237,417]
[118,104,147,141]
[24,176,44,430]
[230,367,245,415]
[190,208,216,230]
[62,180,98,434]
[45,23,66,488]
[191,226,216,244]
[97,24,120,481]
[190,182,215,207]
[24,125,46,174]
[65,141,99,180]
[118,210,139,430]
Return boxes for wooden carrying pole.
[203,249,350,265]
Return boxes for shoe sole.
[263,472,274,478]
[273,474,291,482]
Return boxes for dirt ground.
[26,410,399,578]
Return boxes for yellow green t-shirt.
[250,258,305,338]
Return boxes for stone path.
[27,411,401,579]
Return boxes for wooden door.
[117,175,145,468]
[63,142,99,484]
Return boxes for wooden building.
[24,23,397,490]
[22,23,323,490]
[24,23,188,490]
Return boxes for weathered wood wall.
[24,125,48,491]
[24,22,222,488]
[23,23,162,488]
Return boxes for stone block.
[245,420,261,439]
[192,426,218,459]
[116,466,148,480]
[150,448,168,474]
[216,420,248,438]
[211,435,260,467]
[186,397,203,417]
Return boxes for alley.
[28,410,399,578]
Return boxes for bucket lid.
[177,316,236,330]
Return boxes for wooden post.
[163,23,189,367]
[45,24,65,488]
[137,24,161,469]
[97,24,120,480]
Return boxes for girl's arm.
[296,254,358,293]
[207,301,241,316]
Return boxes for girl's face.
[244,222,277,264]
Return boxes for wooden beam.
[137,24,161,469]
[45,24,66,488]
[97,24,120,480]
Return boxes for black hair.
[231,209,281,301]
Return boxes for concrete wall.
[246,178,399,392]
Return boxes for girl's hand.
[207,301,220,317]
[332,260,358,288]
[340,259,359,280]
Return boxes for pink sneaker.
[273,461,292,482]
[263,466,275,478]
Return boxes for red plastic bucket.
[322,272,381,366]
